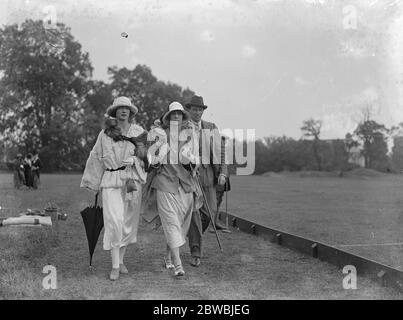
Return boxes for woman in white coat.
[80,96,147,281]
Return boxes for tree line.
[0,20,194,171]
[253,117,403,175]
[1,20,403,175]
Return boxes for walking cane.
[195,174,223,252]
[225,180,229,230]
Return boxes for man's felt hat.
[185,95,208,110]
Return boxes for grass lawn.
[229,173,403,270]
[0,173,401,299]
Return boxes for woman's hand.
[149,154,162,166]
[122,157,135,166]
[180,145,199,165]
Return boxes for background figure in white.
[80,97,147,281]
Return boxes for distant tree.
[253,139,271,174]
[369,132,390,172]
[262,136,291,172]
[391,136,403,172]
[257,136,315,173]
[320,139,349,172]
[390,122,403,138]
[342,133,362,170]
[79,80,113,149]
[344,133,359,151]
[301,118,323,170]
[353,120,388,169]
[0,20,196,171]
[390,123,403,172]
[0,20,93,170]
[255,133,363,175]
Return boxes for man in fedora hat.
[185,95,229,267]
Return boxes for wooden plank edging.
[218,211,403,293]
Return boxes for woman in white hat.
[80,96,147,281]
[147,101,201,277]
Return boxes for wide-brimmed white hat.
[105,96,138,117]
[161,102,190,124]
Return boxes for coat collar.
[127,123,145,138]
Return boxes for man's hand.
[218,174,226,186]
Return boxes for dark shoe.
[215,221,227,230]
[209,223,231,233]
[209,226,232,233]
[190,257,201,267]
[221,228,232,234]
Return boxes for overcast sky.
[1,0,403,139]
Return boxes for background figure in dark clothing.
[13,154,26,189]
[31,150,41,189]
[24,153,34,188]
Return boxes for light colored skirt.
[156,186,193,249]
[102,184,141,250]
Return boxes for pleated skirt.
[102,184,141,250]
[156,186,193,249]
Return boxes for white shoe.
[174,264,185,277]
[110,268,120,281]
[164,257,175,269]
[119,264,129,274]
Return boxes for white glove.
[122,157,135,166]
[180,146,197,165]
[218,174,226,186]
[148,151,162,166]
[149,154,166,166]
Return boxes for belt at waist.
[106,166,126,172]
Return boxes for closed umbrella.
[80,193,104,266]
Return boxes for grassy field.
[0,173,401,299]
[228,171,403,270]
